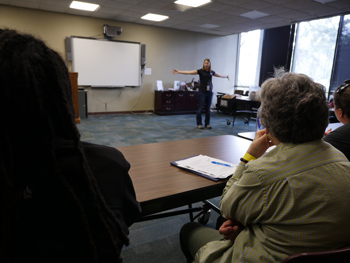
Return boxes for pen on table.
[212,161,232,167]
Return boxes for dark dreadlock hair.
[0,29,128,262]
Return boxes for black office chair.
[281,246,350,263]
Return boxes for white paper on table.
[175,155,237,179]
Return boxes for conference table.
[117,135,252,220]
[237,122,344,141]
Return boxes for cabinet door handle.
[166,94,171,97]
[179,94,183,97]
[190,94,194,97]
[166,107,171,110]
[166,100,171,104]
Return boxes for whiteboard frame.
[71,36,141,87]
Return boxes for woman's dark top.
[324,122,350,161]
[197,69,215,92]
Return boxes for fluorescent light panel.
[141,13,169,22]
[240,10,269,19]
[70,1,99,11]
[174,0,211,8]
[200,24,219,29]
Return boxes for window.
[291,16,340,90]
[329,14,350,97]
[235,29,264,92]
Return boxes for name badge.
[207,85,210,91]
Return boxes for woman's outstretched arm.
[172,69,198,75]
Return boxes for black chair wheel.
[198,210,211,225]
[227,121,231,125]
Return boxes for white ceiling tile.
[40,0,71,7]
[220,6,252,15]
[215,0,248,6]
[1,0,349,36]
[277,9,311,19]
[282,0,317,8]
[258,5,291,15]
[127,5,156,13]
[113,14,138,22]
[318,8,349,17]
[96,6,123,15]
[208,12,232,20]
[180,7,213,16]
[302,4,339,15]
[238,0,275,10]
[107,0,141,4]
[137,0,168,8]
[103,0,133,9]
[200,2,233,12]
[263,0,294,4]
[39,4,68,13]
[10,0,39,8]
[91,12,118,19]
[328,0,350,9]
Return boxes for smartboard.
[71,37,141,87]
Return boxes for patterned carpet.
[78,112,256,147]
[77,112,256,263]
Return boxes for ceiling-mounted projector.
[103,24,122,38]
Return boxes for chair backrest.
[281,247,350,263]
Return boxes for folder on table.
[171,154,237,182]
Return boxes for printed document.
[175,155,237,179]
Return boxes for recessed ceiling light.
[200,24,219,29]
[174,0,211,8]
[141,13,169,22]
[313,0,337,3]
[240,10,269,19]
[70,1,100,11]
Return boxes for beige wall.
[0,5,238,113]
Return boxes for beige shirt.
[195,140,350,263]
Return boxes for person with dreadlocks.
[0,29,141,262]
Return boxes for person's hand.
[246,129,275,159]
[324,128,332,136]
[172,69,179,74]
[227,75,230,80]
[218,219,244,243]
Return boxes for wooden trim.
[69,72,80,124]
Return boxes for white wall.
[0,5,238,113]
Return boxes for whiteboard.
[71,37,141,87]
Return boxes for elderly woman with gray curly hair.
[179,69,350,263]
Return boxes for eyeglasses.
[336,83,350,94]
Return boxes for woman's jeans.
[197,91,213,126]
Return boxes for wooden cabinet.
[154,91,198,115]
[69,72,80,124]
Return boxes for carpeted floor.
[77,112,256,263]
